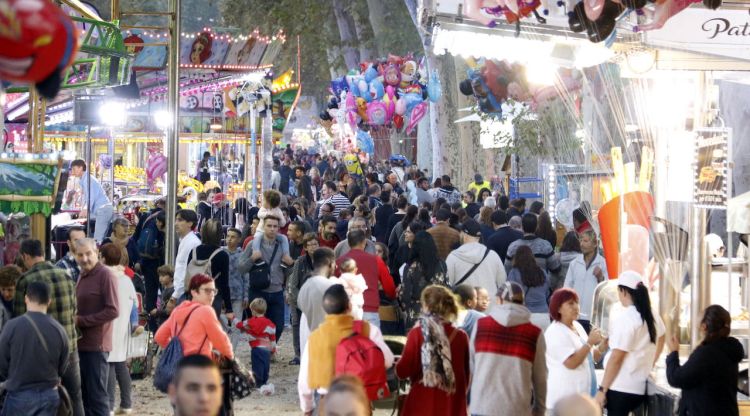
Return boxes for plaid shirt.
[55,253,80,282]
[15,261,78,352]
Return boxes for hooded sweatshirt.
[446,242,506,296]
[666,336,744,416]
[469,303,547,416]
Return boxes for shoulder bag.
[452,247,490,289]
[23,315,73,416]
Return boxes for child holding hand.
[236,298,276,395]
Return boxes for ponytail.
[621,284,657,343]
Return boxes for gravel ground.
[127,326,394,415]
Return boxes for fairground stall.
[417,0,750,413]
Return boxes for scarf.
[419,314,456,394]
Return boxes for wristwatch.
[598,386,607,393]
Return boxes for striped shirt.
[319,193,351,219]
[14,261,78,352]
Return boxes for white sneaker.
[260,383,274,396]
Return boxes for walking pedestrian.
[594,271,665,416]
[469,281,547,415]
[0,281,69,416]
[99,244,137,415]
[75,238,119,416]
[396,285,470,416]
[15,239,83,416]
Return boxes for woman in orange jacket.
[155,273,233,360]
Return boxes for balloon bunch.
[464,0,550,34]
[459,59,582,116]
[565,0,721,42]
[321,54,441,136]
[0,0,80,99]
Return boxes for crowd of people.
[0,148,743,416]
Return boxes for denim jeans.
[62,351,85,416]
[1,386,59,416]
[106,361,132,411]
[248,289,285,342]
[251,347,271,386]
[79,351,110,416]
[362,311,381,329]
[92,203,114,243]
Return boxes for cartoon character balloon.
[0,0,80,99]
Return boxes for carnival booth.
[417,0,750,412]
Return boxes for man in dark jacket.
[0,281,69,415]
[279,157,294,195]
[295,165,314,202]
[486,210,523,263]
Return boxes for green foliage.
[481,100,582,160]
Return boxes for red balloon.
[0,0,79,84]
[393,114,404,131]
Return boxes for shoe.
[260,383,275,396]
[288,357,300,365]
[131,326,144,337]
[115,409,132,415]
[270,352,277,363]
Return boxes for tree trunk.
[366,0,388,55]
[350,6,377,63]
[332,0,361,70]
[405,0,461,179]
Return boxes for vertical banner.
[693,128,731,209]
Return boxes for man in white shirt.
[563,229,607,333]
[170,209,202,304]
[298,284,393,414]
[446,219,506,297]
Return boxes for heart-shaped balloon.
[393,114,404,131]
[406,102,428,134]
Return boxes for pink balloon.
[146,153,167,184]
[394,97,407,115]
[406,101,427,134]
[383,85,396,120]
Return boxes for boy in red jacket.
[236,298,276,394]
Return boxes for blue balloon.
[402,92,423,115]
[364,64,379,83]
[356,130,375,155]
[330,77,349,97]
[368,78,384,101]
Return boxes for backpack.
[185,247,223,281]
[136,212,162,259]
[153,306,205,392]
[335,320,389,401]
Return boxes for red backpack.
[335,320,390,401]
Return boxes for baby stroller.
[372,335,409,415]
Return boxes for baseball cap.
[459,219,482,238]
[617,270,644,290]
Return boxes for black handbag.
[224,358,255,400]
[248,242,279,291]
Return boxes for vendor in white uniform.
[595,271,665,416]
[70,159,113,243]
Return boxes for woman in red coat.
[395,285,470,416]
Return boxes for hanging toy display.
[0,0,80,99]
[322,53,442,153]
[459,58,582,116]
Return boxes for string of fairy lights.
[122,27,286,44]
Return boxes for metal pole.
[164,0,181,265]
[250,108,258,205]
[689,206,709,351]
